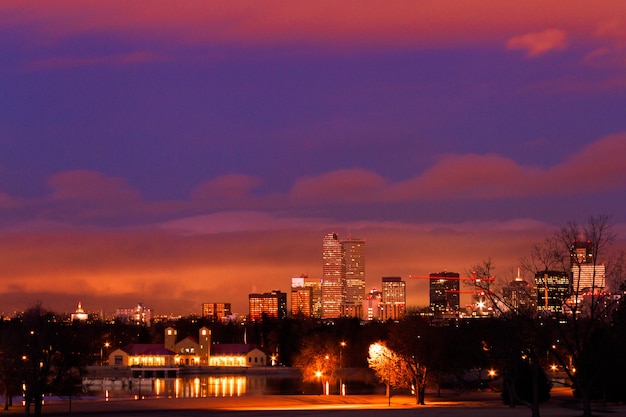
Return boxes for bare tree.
[367,342,418,404]
[548,215,618,417]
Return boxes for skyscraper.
[381,277,406,321]
[248,290,287,321]
[570,240,605,296]
[343,238,366,306]
[291,276,313,317]
[362,288,382,321]
[429,272,460,316]
[503,268,534,313]
[304,275,323,318]
[322,233,345,318]
[202,303,232,321]
[535,270,570,313]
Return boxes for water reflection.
[85,374,297,399]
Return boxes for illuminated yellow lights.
[488,369,496,377]
[208,355,247,367]
[550,364,558,371]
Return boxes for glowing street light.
[339,341,346,396]
[488,369,496,391]
[100,342,110,366]
[315,371,323,395]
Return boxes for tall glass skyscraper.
[343,238,366,306]
[381,277,406,321]
[322,233,345,318]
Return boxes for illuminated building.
[342,302,362,319]
[429,272,460,316]
[343,238,366,308]
[571,240,593,265]
[322,233,345,318]
[572,264,606,294]
[291,276,313,317]
[248,290,287,321]
[209,344,267,367]
[304,275,323,318]
[202,303,232,321]
[164,326,211,366]
[381,277,406,321]
[115,302,152,326]
[535,270,570,313]
[503,269,535,313]
[362,288,382,321]
[70,301,88,321]
[108,344,176,368]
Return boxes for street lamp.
[315,371,323,395]
[100,342,110,366]
[488,369,496,391]
[339,342,346,395]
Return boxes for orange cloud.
[48,170,140,203]
[192,174,262,201]
[3,1,624,49]
[506,29,567,57]
[387,133,626,201]
[289,168,387,203]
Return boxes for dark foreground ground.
[4,388,624,417]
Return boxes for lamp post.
[100,342,110,366]
[315,371,322,395]
[488,369,496,392]
[339,342,346,395]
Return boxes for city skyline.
[1,2,626,316]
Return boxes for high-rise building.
[362,288,382,321]
[571,240,593,265]
[202,303,232,321]
[572,264,606,295]
[429,272,460,316]
[535,270,570,313]
[291,276,313,317]
[248,290,287,321]
[381,277,406,321]
[322,233,345,318]
[503,269,535,313]
[304,275,323,318]
[343,238,366,306]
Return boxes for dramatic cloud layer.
[1,1,625,316]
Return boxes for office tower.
[381,277,406,321]
[343,238,366,307]
[570,240,605,296]
[572,264,606,294]
[248,290,287,321]
[429,272,460,316]
[571,240,593,265]
[115,302,152,326]
[503,269,535,313]
[304,275,323,318]
[535,270,570,313]
[322,233,345,318]
[362,288,382,321]
[291,276,313,317]
[202,303,232,321]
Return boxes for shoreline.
[5,387,625,417]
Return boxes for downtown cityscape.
[2,1,626,416]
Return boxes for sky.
[1,1,626,317]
